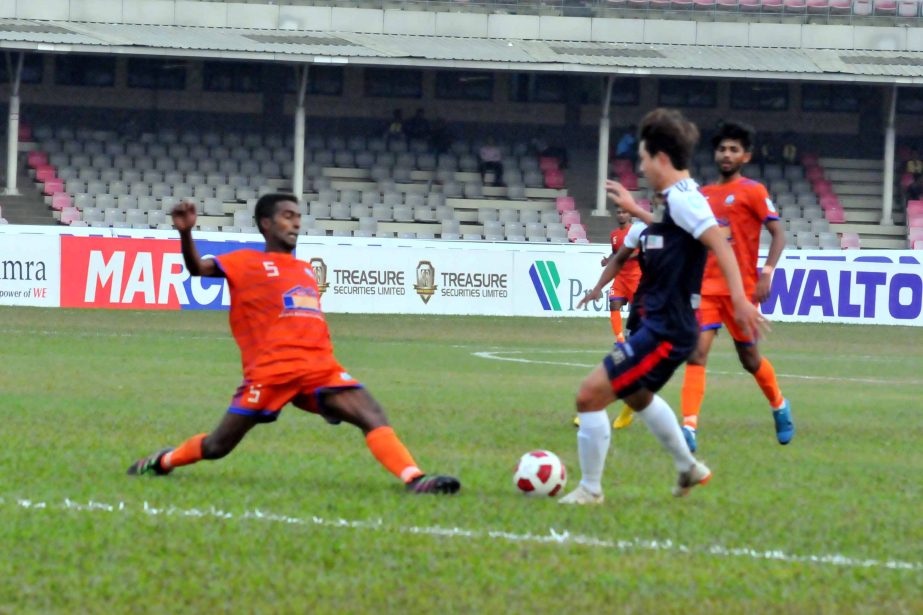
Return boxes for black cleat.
[127,447,174,476]
[406,474,461,495]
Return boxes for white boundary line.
[4,496,920,572]
[471,350,923,386]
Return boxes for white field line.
[471,350,923,386]
[3,496,920,573]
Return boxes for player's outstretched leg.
[322,388,460,495]
[737,343,794,445]
[127,413,260,476]
[629,390,712,497]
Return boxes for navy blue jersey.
[630,178,717,344]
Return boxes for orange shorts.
[697,294,755,345]
[609,271,641,304]
[228,359,361,423]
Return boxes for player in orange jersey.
[127,194,460,494]
[606,207,642,345]
[679,121,793,453]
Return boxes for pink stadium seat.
[784,0,807,11]
[637,198,652,212]
[853,0,873,15]
[43,178,64,196]
[873,0,897,14]
[717,0,740,9]
[539,157,559,172]
[544,170,565,189]
[806,0,829,12]
[694,0,717,8]
[897,0,917,16]
[27,151,47,168]
[740,0,762,10]
[829,0,852,12]
[826,207,846,223]
[908,228,923,243]
[906,200,923,216]
[908,215,923,228]
[813,180,834,196]
[607,0,630,5]
[649,0,672,8]
[35,165,56,182]
[840,232,861,249]
[567,225,588,241]
[60,207,81,225]
[801,153,819,166]
[914,240,923,250]
[556,196,576,213]
[612,159,633,174]
[618,173,639,191]
[51,192,72,211]
[628,0,650,8]
[18,124,31,141]
[806,167,825,182]
[671,0,694,9]
[820,195,841,210]
[762,0,784,11]
[561,210,581,228]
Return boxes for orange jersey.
[609,226,641,278]
[215,249,334,384]
[700,178,779,297]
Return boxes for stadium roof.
[2,19,923,83]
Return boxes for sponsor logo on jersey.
[725,195,736,205]
[282,285,320,312]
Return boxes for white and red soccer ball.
[514,450,567,497]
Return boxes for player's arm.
[699,227,769,341]
[755,218,785,303]
[172,201,222,278]
[577,244,633,309]
[605,179,653,224]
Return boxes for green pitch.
[1,307,921,613]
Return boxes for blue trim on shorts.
[227,406,280,423]
[700,323,722,332]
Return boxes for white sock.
[576,409,611,494]
[637,395,696,472]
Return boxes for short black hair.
[712,121,755,152]
[254,193,297,233]
[639,108,699,171]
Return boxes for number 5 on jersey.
[263,261,279,277]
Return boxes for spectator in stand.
[430,117,450,155]
[385,109,405,146]
[906,174,923,203]
[759,135,778,165]
[478,137,504,186]
[405,108,430,141]
[781,133,798,165]
[615,126,638,167]
[905,150,923,176]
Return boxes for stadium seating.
[27,126,575,243]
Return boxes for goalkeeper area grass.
[1,307,921,613]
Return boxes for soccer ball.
[513,450,567,497]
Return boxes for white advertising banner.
[0,226,921,326]
[0,234,60,307]
[760,255,923,326]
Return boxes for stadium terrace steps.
[857,237,908,249]
[819,158,883,170]
[4,170,56,225]
[825,170,884,183]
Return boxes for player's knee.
[575,382,603,413]
[737,346,761,373]
[687,349,708,366]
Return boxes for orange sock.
[365,426,423,483]
[161,433,206,470]
[681,365,706,429]
[610,310,623,341]
[753,358,785,408]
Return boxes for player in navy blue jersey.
[560,109,768,504]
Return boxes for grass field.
[1,307,921,613]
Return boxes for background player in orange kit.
[606,207,642,345]
[127,194,460,495]
[679,121,793,453]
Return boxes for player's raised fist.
[171,201,197,232]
